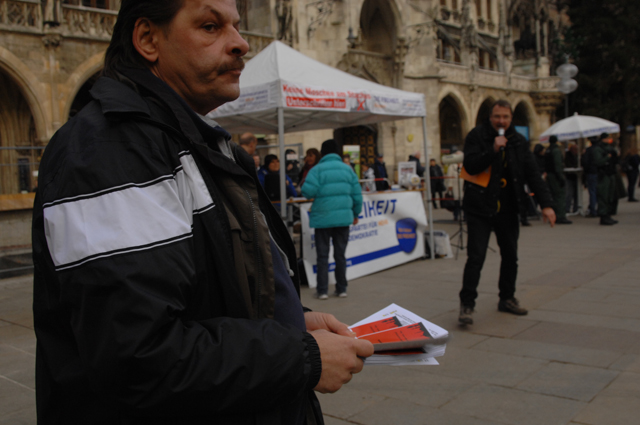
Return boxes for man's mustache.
[218,58,245,74]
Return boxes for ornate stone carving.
[305,0,335,39]
[60,5,117,41]
[338,49,394,87]
[275,0,293,44]
[0,0,42,31]
[42,32,62,48]
[531,91,563,115]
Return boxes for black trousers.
[460,212,519,307]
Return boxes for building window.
[486,0,492,21]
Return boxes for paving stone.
[516,362,618,401]
[538,298,640,320]
[0,376,35,417]
[442,383,586,425]
[608,354,640,373]
[514,322,640,352]
[473,337,621,368]
[572,372,640,425]
[322,416,353,425]
[343,366,477,409]
[524,309,640,333]
[522,269,602,288]
[428,347,547,387]
[316,385,386,420]
[0,407,37,425]
[348,397,504,425]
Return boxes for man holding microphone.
[458,100,556,325]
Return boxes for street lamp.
[556,60,579,117]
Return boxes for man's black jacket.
[462,121,552,217]
[32,69,322,425]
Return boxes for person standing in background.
[372,153,390,191]
[592,133,618,225]
[622,147,639,202]
[238,132,258,155]
[564,143,579,213]
[583,137,599,217]
[545,136,572,224]
[429,159,446,209]
[298,148,320,187]
[302,140,362,300]
[408,151,426,177]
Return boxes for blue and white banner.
[300,191,428,288]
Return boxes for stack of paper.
[349,303,449,366]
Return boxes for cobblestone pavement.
[1,197,639,424]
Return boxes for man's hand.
[493,135,507,153]
[305,312,354,337]
[353,217,359,225]
[310,329,374,393]
[541,207,556,227]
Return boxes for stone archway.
[337,0,405,88]
[0,70,38,194]
[439,95,464,153]
[513,101,531,140]
[476,97,494,127]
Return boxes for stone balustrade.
[60,4,117,41]
[0,0,42,33]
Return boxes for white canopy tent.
[208,41,435,257]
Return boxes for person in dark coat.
[429,159,446,208]
[458,100,556,326]
[622,147,640,201]
[408,151,426,177]
[583,137,599,217]
[592,133,619,225]
[545,136,572,224]
[372,153,390,191]
[30,1,373,423]
[564,143,579,213]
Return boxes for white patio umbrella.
[539,112,620,142]
[539,113,620,216]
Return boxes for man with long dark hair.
[458,100,556,325]
[32,1,372,424]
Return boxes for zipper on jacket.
[243,188,263,318]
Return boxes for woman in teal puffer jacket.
[302,140,363,299]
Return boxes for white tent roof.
[208,41,426,133]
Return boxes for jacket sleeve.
[350,171,363,217]
[301,167,319,199]
[34,129,319,419]
[463,127,498,175]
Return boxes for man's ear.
[132,18,160,63]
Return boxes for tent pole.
[422,116,435,260]
[278,107,287,219]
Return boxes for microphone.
[498,128,505,152]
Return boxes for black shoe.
[498,298,528,315]
[629,198,639,202]
[520,219,531,227]
[458,304,474,325]
[600,216,617,225]
[586,213,598,218]
[556,218,573,224]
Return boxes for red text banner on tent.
[285,96,346,109]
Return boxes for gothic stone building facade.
[0,0,565,248]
